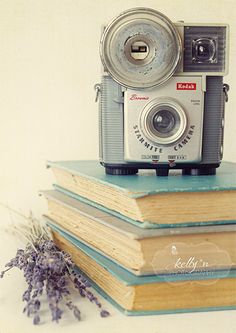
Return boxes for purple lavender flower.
[100,309,110,318]
[1,238,110,324]
[66,301,81,321]
[33,314,40,325]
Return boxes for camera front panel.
[124,76,204,164]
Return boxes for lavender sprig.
[1,215,110,324]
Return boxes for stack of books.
[41,160,236,315]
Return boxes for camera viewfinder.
[192,38,217,63]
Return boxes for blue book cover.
[46,219,236,316]
[47,160,236,228]
[47,160,236,198]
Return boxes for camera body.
[97,8,229,176]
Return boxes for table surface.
[0,205,236,333]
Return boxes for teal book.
[46,219,236,316]
[41,189,236,276]
[47,160,236,228]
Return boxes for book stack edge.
[41,160,236,315]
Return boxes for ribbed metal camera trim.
[201,76,224,164]
[99,76,125,164]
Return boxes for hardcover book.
[46,220,236,315]
[47,160,236,228]
[42,189,236,276]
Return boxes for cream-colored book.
[42,190,236,275]
[48,223,236,315]
[47,160,236,227]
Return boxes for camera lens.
[140,98,187,145]
[150,107,180,140]
[153,110,176,134]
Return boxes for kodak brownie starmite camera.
[95,8,229,176]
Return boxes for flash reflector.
[100,8,182,89]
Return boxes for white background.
[0,0,236,332]
[0,0,236,217]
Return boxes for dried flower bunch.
[0,212,109,325]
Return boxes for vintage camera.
[96,8,229,176]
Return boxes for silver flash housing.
[100,8,182,89]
